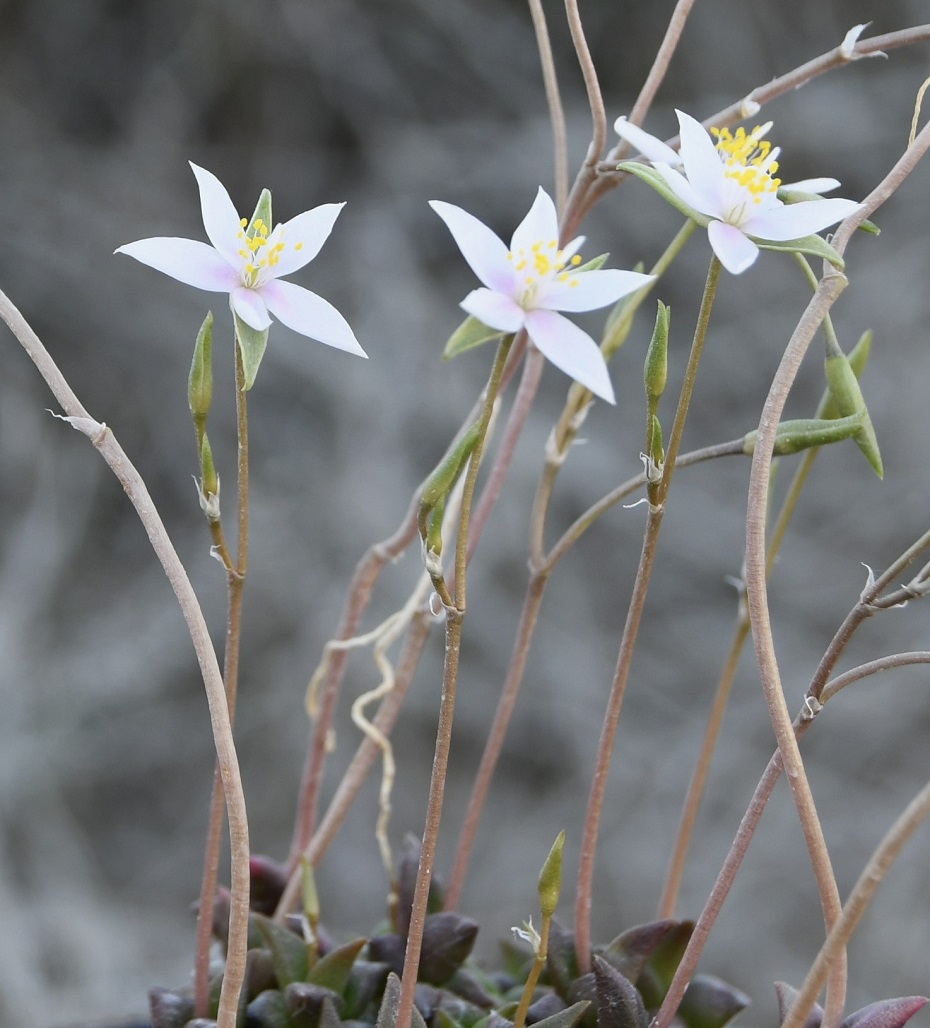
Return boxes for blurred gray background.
[1,1,930,1024]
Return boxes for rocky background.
[1,1,929,1024]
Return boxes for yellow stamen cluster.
[236,216,291,285]
[711,125,781,203]
[507,239,583,297]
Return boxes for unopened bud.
[644,301,669,402]
[538,830,566,918]
[198,433,220,521]
[188,311,214,429]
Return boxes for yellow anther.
[570,255,581,266]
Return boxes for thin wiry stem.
[784,776,930,1028]
[0,289,250,1027]
[527,0,568,213]
[194,342,250,1016]
[574,257,722,972]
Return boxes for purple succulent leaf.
[841,997,928,1028]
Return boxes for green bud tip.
[644,301,669,401]
[188,311,214,421]
[301,856,320,922]
[537,830,566,918]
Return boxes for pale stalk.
[194,343,250,1016]
[396,338,513,1028]
[527,0,568,213]
[0,289,250,1027]
[574,257,722,972]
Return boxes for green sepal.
[574,252,609,273]
[248,188,274,240]
[616,162,705,225]
[235,315,271,391]
[189,311,214,428]
[648,414,665,467]
[742,412,866,456]
[756,233,845,270]
[443,315,506,360]
[200,432,219,499]
[420,422,481,509]
[644,301,669,401]
[824,340,883,477]
[427,493,447,555]
[538,830,566,918]
[821,330,872,419]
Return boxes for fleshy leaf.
[307,937,367,993]
[593,956,649,1028]
[253,911,310,987]
[636,921,694,1009]
[149,986,195,1028]
[418,912,479,985]
[443,314,506,359]
[755,233,845,269]
[284,982,343,1028]
[545,920,580,999]
[245,989,292,1028]
[774,981,822,1028]
[842,997,928,1028]
[343,960,390,1019]
[677,974,751,1028]
[532,1000,593,1028]
[602,920,681,985]
[376,973,429,1028]
[235,313,271,390]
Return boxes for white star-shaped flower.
[614,110,861,274]
[116,162,365,357]
[430,188,653,403]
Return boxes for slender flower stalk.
[575,257,722,972]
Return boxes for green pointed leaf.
[756,233,845,269]
[235,314,270,390]
[593,957,648,1028]
[443,315,506,360]
[375,972,429,1028]
[245,989,292,1028]
[636,921,693,1008]
[602,920,680,985]
[307,937,367,993]
[532,1000,592,1028]
[253,911,310,987]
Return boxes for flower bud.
[198,432,220,521]
[824,336,883,477]
[188,311,214,430]
[644,301,669,402]
[537,830,565,918]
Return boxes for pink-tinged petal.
[783,177,840,194]
[539,268,653,313]
[745,197,861,241]
[231,286,272,330]
[429,200,517,295]
[614,116,681,165]
[461,287,525,333]
[190,163,244,267]
[707,221,760,274]
[115,237,240,291]
[675,110,727,215]
[271,203,345,277]
[260,279,367,356]
[523,308,615,404]
[510,187,560,256]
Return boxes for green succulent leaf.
[284,981,343,1028]
[635,921,693,1009]
[531,1000,593,1028]
[245,989,293,1028]
[307,937,368,994]
[253,912,310,987]
[376,973,429,1028]
[601,920,681,988]
[593,956,649,1028]
[418,913,479,985]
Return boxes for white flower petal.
[707,221,760,274]
[461,288,525,333]
[190,163,244,267]
[429,200,517,295]
[676,111,728,217]
[745,197,861,241]
[524,308,615,403]
[260,279,367,356]
[231,286,272,330]
[653,163,718,218]
[271,203,345,278]
[783,177,840,194]
[614,116,681,165]
[539,268,653,313]
[116,237,239,292]
[510,187,560,257]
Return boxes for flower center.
[237,217,303,287]
[507,239,582,306]
[711,124,782,206]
